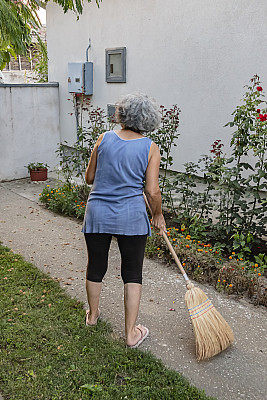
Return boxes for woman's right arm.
[144,142,166,235]
[85,133,104,184]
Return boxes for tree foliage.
[0,0,40,69]
[0,0,101,70]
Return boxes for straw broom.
[143,193,234,361]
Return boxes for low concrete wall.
[0,83,60,181]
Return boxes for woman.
[81,93,166,348]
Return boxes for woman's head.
[115,93,161,133]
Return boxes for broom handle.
[143,192,191,285]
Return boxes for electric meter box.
[68,62,93,95]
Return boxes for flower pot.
[30,168,48,181]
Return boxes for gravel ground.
[0,177,266,400]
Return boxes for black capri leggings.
[84,233,147,284]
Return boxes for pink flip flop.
[128,325,149,348]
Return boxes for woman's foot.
[126,324,149,348]
[85,309,101,326]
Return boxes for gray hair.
[115,92,161,133]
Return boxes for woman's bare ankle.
[86,308,100,324]
[126,325,141,345]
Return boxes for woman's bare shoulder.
[149,141,160,155]
[148,141,160,163]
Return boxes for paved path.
[0,177,266,400]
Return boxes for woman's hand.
[152,213,166,235]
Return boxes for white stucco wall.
[0,84,60,181]
[46,0,266,172]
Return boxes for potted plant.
[25,162,49,181]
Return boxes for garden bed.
[146,227,267,307]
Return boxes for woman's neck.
[116,128,144,140]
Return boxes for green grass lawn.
[0,242,214,400]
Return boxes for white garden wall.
[46,0,266,172]
[0,83,60,181]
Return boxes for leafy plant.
[32,36,48,82]
[39,183,89,217]
[0,0,40,69]
[55,95,115,199]
[253,253,267,275]
[231,231,253,260]
[147,104,180,209]
[159,75,266,258]
[223,74,267,239]
[25,162,49,172]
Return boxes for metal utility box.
[107,104,116,119]
[68,62,93,95]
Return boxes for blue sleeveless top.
[81,130,152,236]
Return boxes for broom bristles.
[185,285,234,361]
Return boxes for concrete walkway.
[0,177,266,400]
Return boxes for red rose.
[257,114,267,122]
[256,109,260,113]
[256,86,263,91]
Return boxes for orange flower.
[229,284,233,287]
[255,264,258,267]
[229,256,232,259]
[258,273,261,276]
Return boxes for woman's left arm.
[85,133,104,184]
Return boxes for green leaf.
[81,383,102,392]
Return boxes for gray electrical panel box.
[68,62,93,95]
[107,104,116,119]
